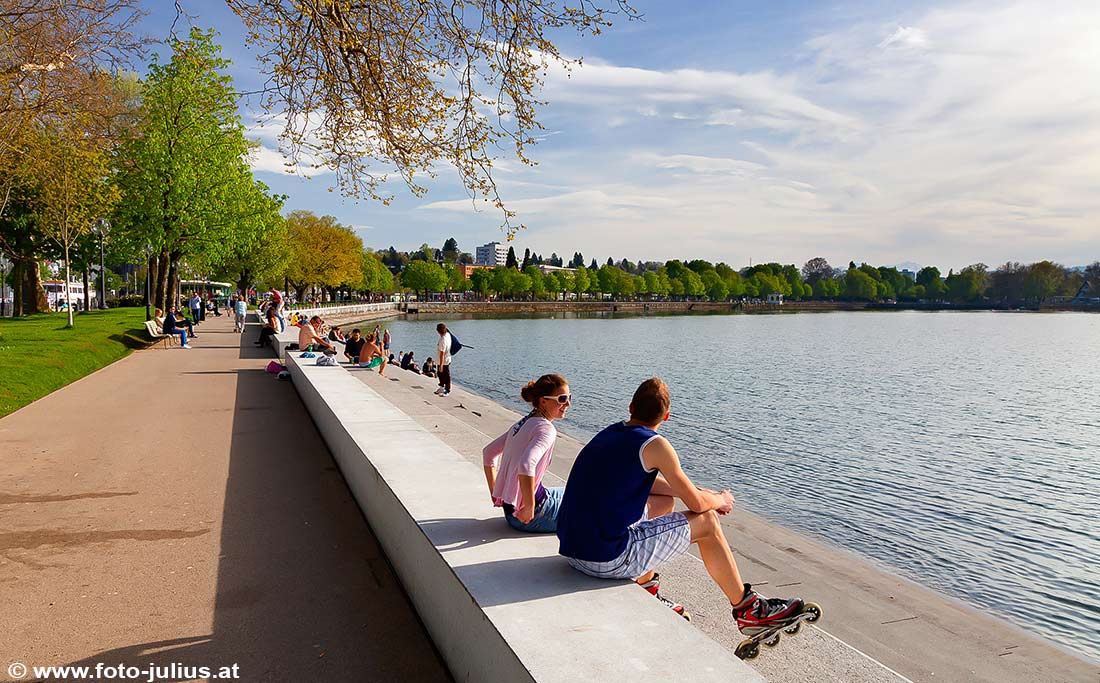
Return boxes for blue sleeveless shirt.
[557,421,661,562]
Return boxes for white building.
[475,241,509,267]
[536,264,575,275]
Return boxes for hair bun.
[520,381,537,402]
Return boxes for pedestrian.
[233,295,247,333]
[189,292,202,324]
[434,322,452,397]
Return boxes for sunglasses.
[544,393,572,404]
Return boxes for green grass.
[0,308,151,418]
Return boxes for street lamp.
[94,218,110,310]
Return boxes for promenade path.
[0,314,449,682]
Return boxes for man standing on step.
[434,323,452,397]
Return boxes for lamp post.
[94,218,110,309]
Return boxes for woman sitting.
[254,306,279,347]
[482,374,571,533]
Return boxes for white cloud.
[877,26,928,50]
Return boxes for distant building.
[458,264,494,279]
[766,292,784,305]
[475,241,509,266]
[901,269,916,281]
[536,264,575,275]
[1072,280,1096,304]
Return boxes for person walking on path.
[434,323,452,397]
[556,377,808,629]
[482,374,571,533]
[382,328,391,356]
[233,295,247,333]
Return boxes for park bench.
[144,320,178,349]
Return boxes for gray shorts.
[567,512,691,580]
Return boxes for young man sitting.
[556,377,806,632]
[298,315,335,353]
[343,328,366,364]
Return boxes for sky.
[138,0,1100,271]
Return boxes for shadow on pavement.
[55,321,450,683]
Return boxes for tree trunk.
[64,250,73,327]
[12,259,24,316]
[145,254,154,309]
[237,269,251,297]
[22,259,47,314]
[82,265,91,312]
[167,259,179,312]
[154,251,169,311]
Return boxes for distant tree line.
[380,242,1098,305]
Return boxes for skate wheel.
[735,640,759,660]
[680,609,692,622]
[784,622,802,635]
[763,633,781,648]
[803,602,823,623]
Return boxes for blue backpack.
[449,332,466,355]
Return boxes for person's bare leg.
[686,510,746,605]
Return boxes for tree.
[589,258,598,270]
[1023,261,1065,303]
[361,251,394,294]
[946,263,988,303]
[505,245,518,269]
[441,237,460,263]
[572,265,590,297]
[524,265,546,299]
[521,247,531,270]
[801,257,832,285]
[916,266,946,299]
[843,269,878,301]
[284,211,363,301]
[1,0,143,221]
[569,252,584,268]
[400,260,447,298]
[225,0,636,233]
[113,29,269,311]
[29,118,120,326]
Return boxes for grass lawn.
[0,307,151,418]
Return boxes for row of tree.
[389,256,1098,304]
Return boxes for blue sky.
[139,1,1100,270]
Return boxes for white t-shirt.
[437,332,452,366]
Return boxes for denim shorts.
[505,486,564,534]
[566,512,691,579]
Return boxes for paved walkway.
[0,314,449,682]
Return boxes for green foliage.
[0,308,148,417]
[400,260,447,294]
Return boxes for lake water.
[365,311,1100,662]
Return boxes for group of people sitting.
[392,350,437,377]
[482,375,807,637]
[154,306,198,348]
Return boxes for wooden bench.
[144,320,178,349]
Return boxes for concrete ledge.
[283,350,763,682]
